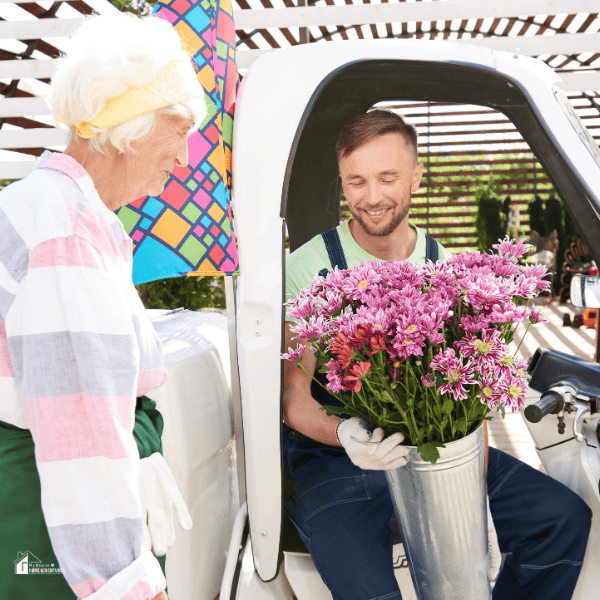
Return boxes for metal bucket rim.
[401,423,485,465]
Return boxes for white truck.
[145,39,600,600]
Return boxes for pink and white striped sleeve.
[2,205,166,598]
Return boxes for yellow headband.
[75,59,203,139]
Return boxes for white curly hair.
[51,13,207,154]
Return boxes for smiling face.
[118,111,194,203]
[338,132,424,238]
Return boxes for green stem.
[512,320,531,358]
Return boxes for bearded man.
[282,109,591,600]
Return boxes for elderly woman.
[0,13,206,600]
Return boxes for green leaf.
[417,441,445,464]
[442,399,454,415]
[455,417,468,435]
[433,405,442,420]
[321,405,349,417]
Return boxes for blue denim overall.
[283,229,592,600]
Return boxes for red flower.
[330,331,349,356]
[331,332,354,368]
[368,331,387,356]
[336,344,354,369]
[342,361,373,393]
[352,324,373,348]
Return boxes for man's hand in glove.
[487,497,502,583]
[336,417,409,470]
[140,452,193,557]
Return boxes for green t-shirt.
[286,220,450,314]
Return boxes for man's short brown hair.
[335,109,418,162]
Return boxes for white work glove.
[140,452,193,557]
[487,497,501,583]
[336,417,409,470]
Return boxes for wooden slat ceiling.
[0,1,99,160]
[2,0,600,170]
[233,0,600,81]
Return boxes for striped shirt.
[0,152,167,599]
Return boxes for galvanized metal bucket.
[385,425,491,600]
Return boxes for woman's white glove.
[336,417,409,470]
[140,452,193,557]
[487,497,502,583]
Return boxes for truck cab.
[148,39,600,599]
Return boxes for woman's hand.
[152,592,168,600]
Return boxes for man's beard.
[349,202,410,237]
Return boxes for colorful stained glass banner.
[116,0,239,285]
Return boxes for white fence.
[0,0,599,179]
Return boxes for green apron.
[0,396,166,598]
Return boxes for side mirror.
[571,274,600,308]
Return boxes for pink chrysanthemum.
[421,373,437,387]
[455,330,506,370]
[324,358,345,394]
[463,277,508,311]
[437,360,477,401]
[287,296,315,321]
[528,306,547,324]
[282,344,308,362]
[292,314,329,340]
[497,375,528,411]
[478,373,503,409]
[485,302,528,325]
[492,236,533,260]
[513,276,539,299]
[493,354,515,379]
[460,314,489,334]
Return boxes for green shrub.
[137,276,226,311]
[474,177,505,252]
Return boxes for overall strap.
[425,232,439,263]
[319,228,348,276]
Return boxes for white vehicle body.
[146,39,600,599]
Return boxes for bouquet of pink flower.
[284,237,549,463]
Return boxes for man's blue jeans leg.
[286,466,400,600]
[284,426,592,600]
[488,447,592,599]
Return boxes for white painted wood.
[237,32,600,73]
[0,97,51,118]
[0,127,67,148]
[0,18,81,40]
[0,0,117,10]
[233,0,600,30]
[0,58,56,79]
[561,71,600,92]
[237,49,270,69]
[0,160,36,179]
[466,32,600,56]
[73,0,120,13]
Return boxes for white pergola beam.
[561,71,600,92]
[0,97,51,117]
[1,1,597,41]
[237,33,600,70]
[233,0,600,30]
[0,59,57,79]
[0,128,67,149]
[0,160,36,179]
[0,18,81,40]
